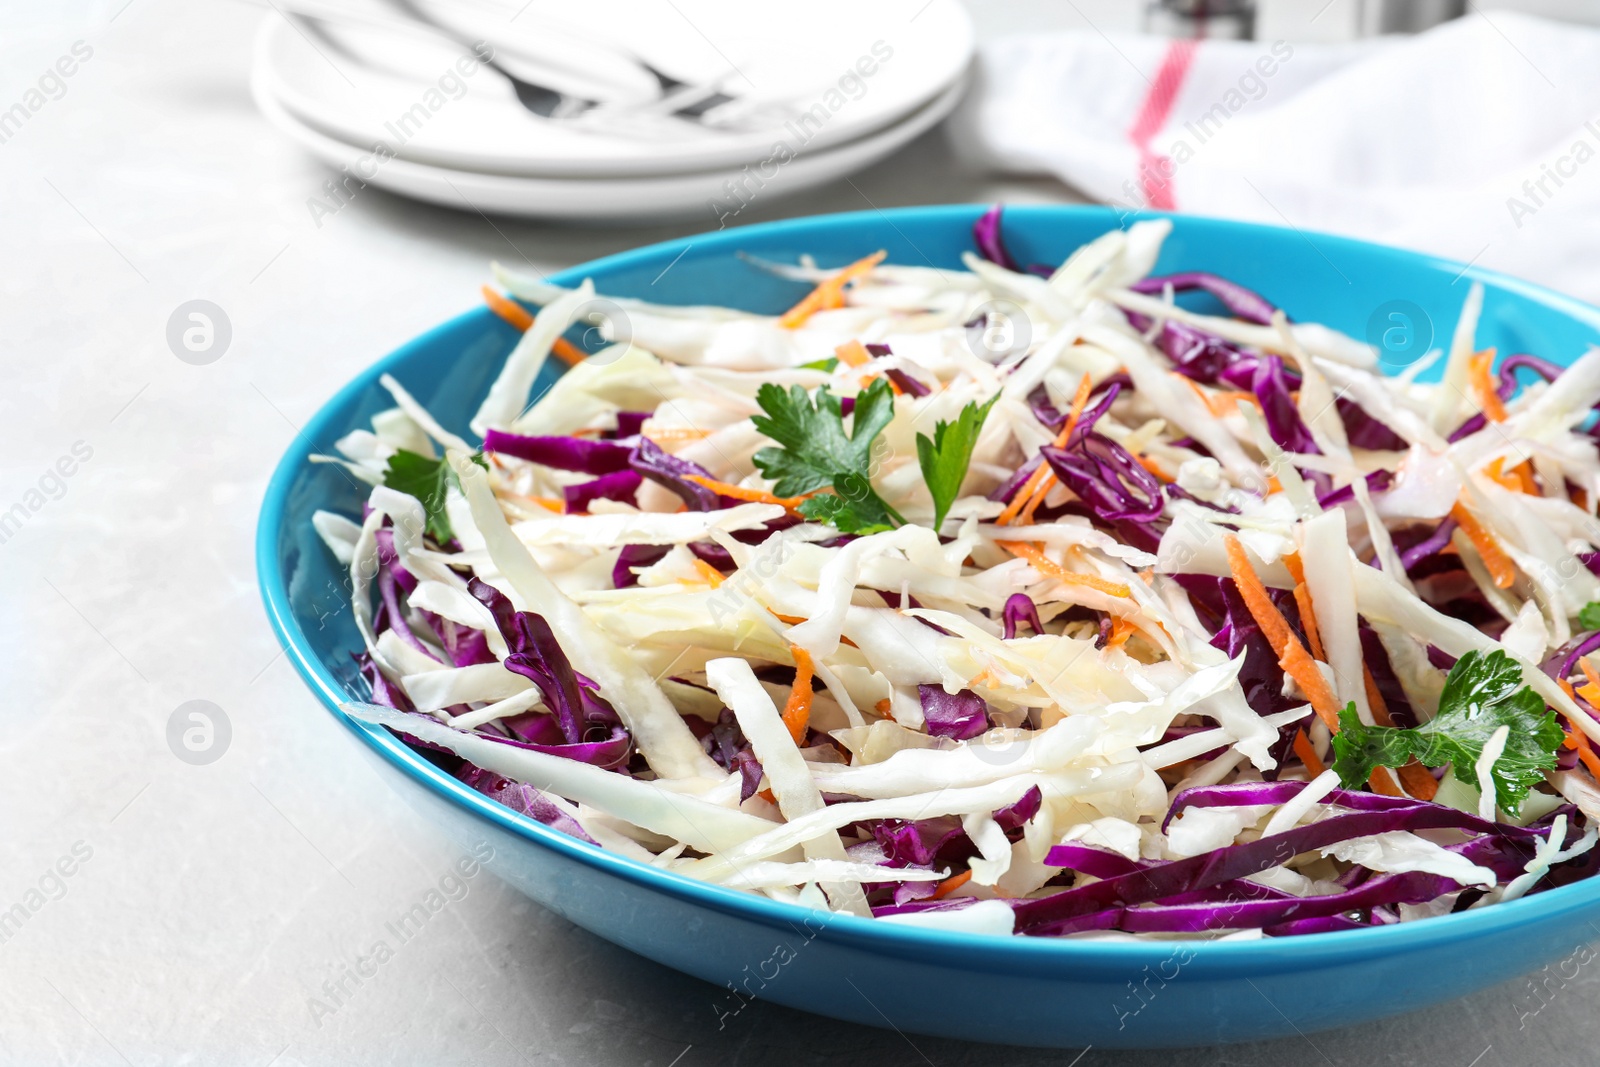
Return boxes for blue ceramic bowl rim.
[258,204,1600,974]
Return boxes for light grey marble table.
[2,1,1595,1064]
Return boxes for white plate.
[255,68,967,221]
[252,0,972,178]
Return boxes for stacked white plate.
[250,0,974,222]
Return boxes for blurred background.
[6,0,1600,1063]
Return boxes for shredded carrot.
[1292,584,1325,662]
[1057,372,1097,444]
[1396,763,1440,801]
[1180,377,1220,417]
[550,337,588,366]
[1576,488,1590,513]
[1209,390,1261,416]
[691,559,725,588]
[1280,638,1343,731]
[971,666,1000,690]
[1484,458,1522,493]
[1450,498,1516,589]
[1565,712,1600,781]
[645,427,714,445]
[1580,658,1600,702]
[1180,377,1260,418]
[776,608,858,647]
[930,869,973,900]
[1468,348,1506,423]
[997,463,1055,527]
[835,339,872,368]
[482,286,534,331]
[1134,454,1173,483]
[1483,457,1536,495]
[998,373,1094,526]
[1221,536,1292,656]
[1510,459,1539,496]
[998,466,1054,526]
[683,474,808,511]
[1362,666,1392,727]
[758,787,776,805]
[1017,477,1054,525]
[999,541,1132,598]
[1368,766,1406,797]
[1223,536,1342,729]
[1282,551,1323,658]
[873,698,892,716]
[778,250,886,329]
[482,292,589,364]
[781,647,814,745]
[1106,617,1138,650]
[1292,729,1325,776]
[486,287,588,367]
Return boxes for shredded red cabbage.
[629,437,719,511]
[459,767,600,844]
[614,411,650,437]
[873,815,971,867]
[972,204,1021,272]
[1252,354,1320,454]
[1002,593,1043,640]
[1041,433,1163,523]
[1398,516,1458,571]
[612,543,668,588]
[483,429,634,474]
[995,785,1043,831]
[1315,469,1394,509]
[1015,793,1554,934]
[564,469,643,512]
[918,686,990,740]
[885,368,932,397]
[694,708,764,801]
[1129,271,1279,326]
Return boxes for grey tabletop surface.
[3,1,1595,1064]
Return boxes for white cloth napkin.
[950,12,1600,303]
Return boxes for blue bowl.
[258,205,1600,1049]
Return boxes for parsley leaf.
[381,450,486,544]
[916,394,999,531]
[1331,649,1562,817]
[751,379,903,530]
[1580,601,1600,632]
[797,479,896,534]
[799,356,840,372]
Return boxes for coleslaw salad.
[308,206,1600,941]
